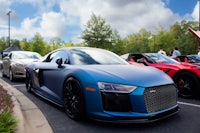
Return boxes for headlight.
[98,82,137,93]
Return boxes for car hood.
[14,59,39,64]
[180,62,199,67]
[77,65,173,87]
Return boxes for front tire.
[25,72,32,93]
[173,72,200,98]
[63,77,85,120]
[9,69,15,82]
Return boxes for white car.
[2,51,41,81]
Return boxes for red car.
[123,53,200,98]
[176,55,200,66]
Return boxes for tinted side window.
[9,53,12,59]
[45,50,69,64]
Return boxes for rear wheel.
[63,77,85,120]
[173,72,200,98]
[2,67,6,77]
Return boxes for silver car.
[2,51,41,81]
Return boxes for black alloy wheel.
[173,72,199,98]
[63,77,85,120]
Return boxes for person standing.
[158,48,166,55]
[198,47,200,56]
[171,47,181,59]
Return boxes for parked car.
[2,51,42,81]
[26,47,178,123]
[176,55,200,66]
[122,53,200,98]
[0,60,2,70]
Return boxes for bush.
[0,110,17,133]
[0,85,18,133]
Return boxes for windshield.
[193,55,200,60]
[71,48,129,65]
[145,53,180,64]
[13,52,41,60]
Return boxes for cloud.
[0,0,198,43]
[10,12,67,40]
[0,0,12,23]
[11,17,39,39]
[192,1,199,21]
[40,12,67,38]
[60,0,180,37]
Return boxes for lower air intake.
[144,84,177,113]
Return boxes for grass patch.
[0,110,17,133]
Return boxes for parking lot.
[1,74,200,133]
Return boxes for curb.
[0,79,54,133]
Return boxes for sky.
[0,0,199,43]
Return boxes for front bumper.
[12,66,26,78]
[87,84,178,123]
[91,106,179,123]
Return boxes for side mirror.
[56,58,63,68]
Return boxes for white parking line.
[178,101,200,108]
[12,84,25,87]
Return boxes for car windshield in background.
[71,48,129,65]
[13,52,41,60]
[145,53,180,64]
[192,55,200,60]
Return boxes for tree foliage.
[30,33,46,55]
[0,17,199,56]
[81,13,113,49]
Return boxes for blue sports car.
[26,47,178,123]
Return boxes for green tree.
[10,39,20,48]
[82,13,113,49]
[152,20,198,55]
[0,37,7,51]
[30,33,46,55]
[110,30,125,55]
[49,37,65,51]
[19,38,31,51]
[124,30,150,54]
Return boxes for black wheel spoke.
[63,77,84,120]
[174,72,199,98]
[26,72,32,93]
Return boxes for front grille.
[144,84,177,113]
[101,92,132,112]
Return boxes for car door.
[33,50,69,104]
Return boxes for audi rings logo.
[149,89,157,93]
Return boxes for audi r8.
[26,47,178,123]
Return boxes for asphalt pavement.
[0,79,54,133]
[1,76,200,133]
